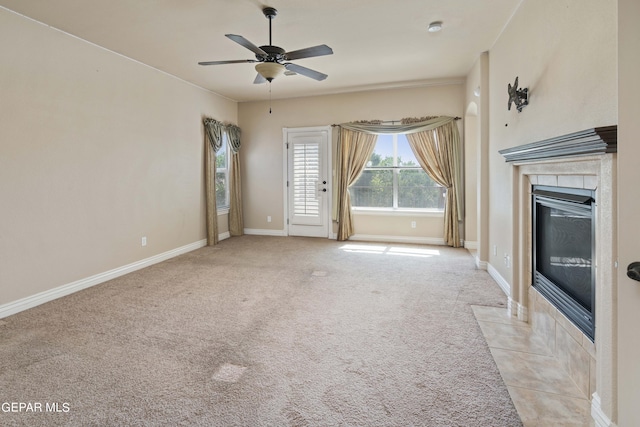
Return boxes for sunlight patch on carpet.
[340,244,440,258]
[212,363,247,383]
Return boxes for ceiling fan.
[198,7,333,84]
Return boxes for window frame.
[350,133,445,214]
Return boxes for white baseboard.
[0,239,207,320]
[473,253,488,270]
[487,263,511,298]
[219,231,231,241]
[464,240,478,250]
[507,297,515,317]
[517,301,528,321]
[591,393,616,427]
[505,298,527,320]
[349,234,446,246]
[244,228,287,237]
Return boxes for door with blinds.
[285,127,331,238]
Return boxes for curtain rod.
[331,117,461,127]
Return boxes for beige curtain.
[203,118,224,246]
[335,127,378,241]
[404,120,462,247]
[226,124,244,236]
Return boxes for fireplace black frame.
[532,185,596,341]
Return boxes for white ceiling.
[1,0,522,102]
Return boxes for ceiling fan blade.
[285,44,333,61]
[284,63,328,81]
[226,34,267,56]
[253,73,267,84]
[198,59,257,66]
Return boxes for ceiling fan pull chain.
[269,82,272,114]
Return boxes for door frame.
[282,125,333,238]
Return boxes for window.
[216,132,230,210]
[350,133,445,210]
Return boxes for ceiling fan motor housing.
[257,45,285,62]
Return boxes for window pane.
[216,142,227,169]
[215,171,227,207]
[351,169,393,207]
[215,132,229,208]
[397,134,420,167]
[398,169,445,209]
[368,134,394,167]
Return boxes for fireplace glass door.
[532,186,595,341]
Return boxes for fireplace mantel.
[499,125,617,163]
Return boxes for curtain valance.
[338,116,456,135]
[226,124,241,153]
[203,118,224,152]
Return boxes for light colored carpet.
[0,236,522,426]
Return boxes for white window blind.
[292,142,320,217]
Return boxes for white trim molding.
[0,239,207,319]
[505,298,527,320]
[464,240,478,250]
[475,257,488,270]
[487,263,511,298]
[244,228,287,237]
[517,301,528,321]
[591,393,616,427]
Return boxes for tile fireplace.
[499,126,617,423]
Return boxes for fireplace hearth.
[532,185,595,341]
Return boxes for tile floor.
[472,305,593,427]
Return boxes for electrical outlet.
[493,245,498,256]
[411,221,416,228]
[141,236,147,247]
[267,216,272,223]
[504,253,510,268]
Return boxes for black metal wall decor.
[507,76,529,112]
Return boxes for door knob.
[627,262,640,282]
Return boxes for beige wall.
[238,83,465,240]
[487,0,617,285]
[617,0,640,424]
[464,58,482,247]
[465,53,491,263]
[0,9,236,305]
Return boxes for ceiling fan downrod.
[263,7,277,46]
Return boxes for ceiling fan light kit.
[199,7,333,85]
[255,62,285,82]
